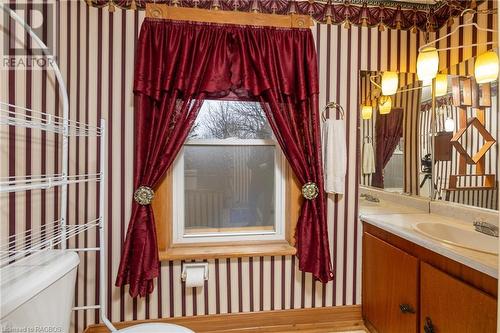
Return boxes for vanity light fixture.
[417,46,439,82]
[378,96,392,115]
[435,74,448,97]
[417,8,497,84]
[381,71,399,96]
[475,50,499,84]
[361,105,373,120]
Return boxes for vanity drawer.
[363,233,418,333]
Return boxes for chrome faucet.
[473,220,499,238]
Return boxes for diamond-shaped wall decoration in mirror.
[450,117,496,165]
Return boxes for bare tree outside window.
[190,101,272,140]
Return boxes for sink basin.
[413,222,498,255]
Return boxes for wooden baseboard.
[84,305,364,333]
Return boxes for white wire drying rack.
[0,4,116,332]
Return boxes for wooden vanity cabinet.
[362,223,498,333]
[363,233,419,333]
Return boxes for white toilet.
[0,250,80,332]
[0,249,194,333]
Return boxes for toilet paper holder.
[181,262,209,282]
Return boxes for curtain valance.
[134,19,319,101]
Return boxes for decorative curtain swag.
[116,17,334,297]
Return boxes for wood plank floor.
[83,306,366,333]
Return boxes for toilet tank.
[1,250,80,333]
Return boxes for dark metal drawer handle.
[399,304,415,314]
[424,317,435,333]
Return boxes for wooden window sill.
[159,240,296,261]
[155,165,302,262]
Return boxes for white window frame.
[172,138,286,244]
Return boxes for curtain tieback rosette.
[301,182,319,200]
[134,186,155,205]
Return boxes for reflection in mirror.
[359,71,423,196]
[426,74,498,210]
[383,138,404,191]
[419,85,433,198]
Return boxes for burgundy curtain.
[116,19,333,297]
[372,108,404,188]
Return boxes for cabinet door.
[363,233,419,333]
[420,262,497,333]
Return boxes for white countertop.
[359,204,498,278]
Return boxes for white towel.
[362,142,376,174]
[322,119,346,194]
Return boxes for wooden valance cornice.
[85,0,483,32]
[145,4,313,28]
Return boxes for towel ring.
[322,101,345,121]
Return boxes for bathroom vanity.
[359,190,498,333]
[363,223,496,333]
[358,64,499,332]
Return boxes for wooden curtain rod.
[145,4,313,29]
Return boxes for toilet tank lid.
[0,250,80,319]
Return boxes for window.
[171,100,286,244]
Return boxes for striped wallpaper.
[0,1,496,332]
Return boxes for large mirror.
[359,62,499,211]
[359,70,424,197]
[427,73,498,210]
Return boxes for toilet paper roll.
[185,266,205,288]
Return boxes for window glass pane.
[184,145,275,234]
[189,100,273,140]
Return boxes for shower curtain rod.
[145,3,313,28]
